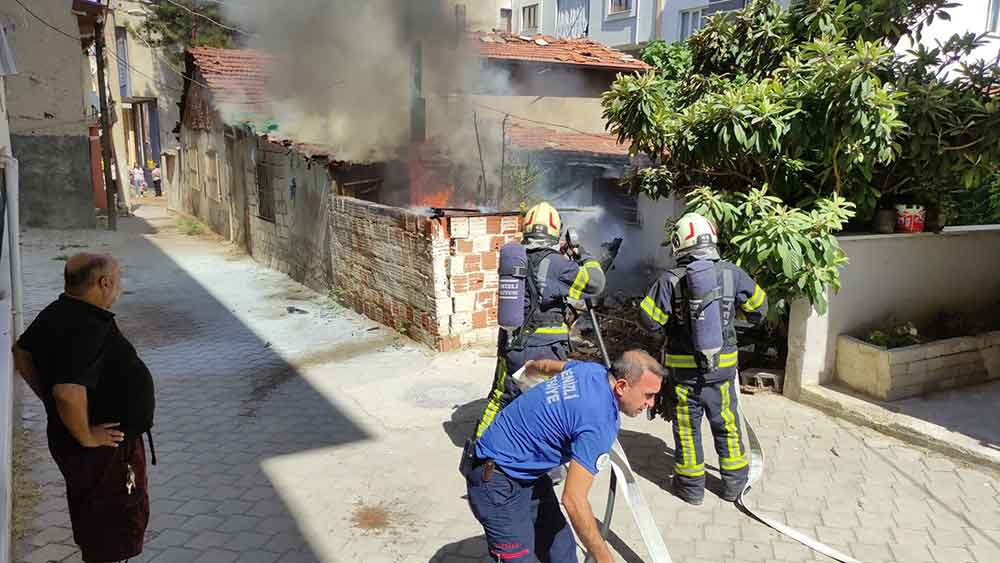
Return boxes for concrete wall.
[4,0,95,228]
[785,227,1000,396]
[431,95,607,135]
[587,0,658,49]
[897,0,1000,71]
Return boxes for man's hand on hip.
[85,422,125,448]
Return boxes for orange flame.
[409,143,457,207]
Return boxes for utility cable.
[160,0,253,36]
[12,0,80,40]
[472,101,625,143]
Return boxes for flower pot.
[925,205,948,232]
[873,208,896,234]
[895,204,926,233]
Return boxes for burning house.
[169,13,670,349]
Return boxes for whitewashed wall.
[785,227,1000,396]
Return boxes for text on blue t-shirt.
[475,360,620,481]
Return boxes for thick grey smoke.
[224,0,495,162]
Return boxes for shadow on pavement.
[16,209,373,563]
[443,398,487,448]
[618,428,729,502]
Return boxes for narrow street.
[13,203,1000,563]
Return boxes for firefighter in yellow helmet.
[474,202,607,437]
[639,212,768,505]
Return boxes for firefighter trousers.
[671,376,749,501]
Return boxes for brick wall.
[175,122,524,351]
[328,200,521,351]
[443,214,522,349]
[330,197,450,349]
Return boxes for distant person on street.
[130,165,145,199]
[13,253,156,563]
[463,350,663,563]
[151,164,162,197]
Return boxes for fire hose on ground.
[576,294,863,563]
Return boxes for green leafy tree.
[603,0,1000,314]
[132,0,236,67]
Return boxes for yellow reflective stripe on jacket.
[582,260,601,270]
[664,351,738,369]
[568,262,596,300]
[640,296,669,326]
[742,284,766,312]
[665,354,698,369]
[533,324,570,335]
[719,380,743,466]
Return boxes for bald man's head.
[64,253,118,296]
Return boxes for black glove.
[649,377,677,422]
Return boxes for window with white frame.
[609,0,631,15]
[522,4,539,34]
[680,8,706,40]
[990,0,1000,34]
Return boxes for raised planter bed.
[836,331,1000,401]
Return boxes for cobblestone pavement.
[13,203,1000,563]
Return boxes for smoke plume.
[224,0,496,162]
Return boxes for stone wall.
[329,197,449,349]
[178,127,232,238]
[248,139,333,293]
[837,332,1000,401]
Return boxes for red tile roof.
[506,120,630,157]
[187,47,276,116]
[476,32,649,72]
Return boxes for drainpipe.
[654,0,664,41]
[4,157,22,336]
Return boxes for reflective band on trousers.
[664,351,738,369]
[476,359,509,437]
[640,295,669,326]
[719,381,748,471]
[673,386,704,477]
[742,284,766,311]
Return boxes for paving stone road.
[12,202,1000,563]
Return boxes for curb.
[796,384,1000,475]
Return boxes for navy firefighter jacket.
[638,259,767,384]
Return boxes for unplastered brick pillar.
[441,212,523,346]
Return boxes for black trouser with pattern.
[671,376,749,501]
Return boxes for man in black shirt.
[13,253,155,563]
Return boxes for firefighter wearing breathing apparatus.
[639,212,768,505]
[474,202,607,438]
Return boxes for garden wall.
[785,226,1000,397]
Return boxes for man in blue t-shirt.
[466,350,665,563]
